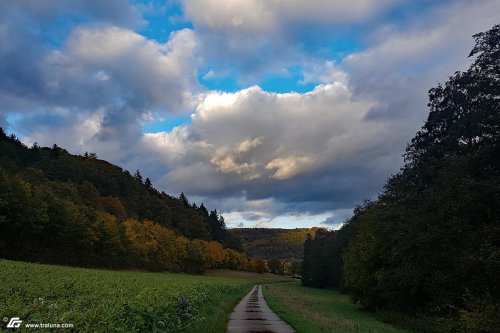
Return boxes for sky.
[1,0,499,229]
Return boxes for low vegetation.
[263,282,408,333]
[0,259,260,332]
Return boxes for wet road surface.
[226,285,295,333]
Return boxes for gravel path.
[226,285,295,333]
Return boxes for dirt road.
[226,285,295,333]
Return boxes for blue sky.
[1,0,499,228]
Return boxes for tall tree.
[134,169,143,183]
[144,177,152,190]
[341,24,500,332]
[179,192,190,208]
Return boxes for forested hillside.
[229,227,318,259]
[302,25,500,332]
[0,133,264,273]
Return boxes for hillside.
[229,227,319,259]
[0,131,262,273]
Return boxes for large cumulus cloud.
[141,83,400,217]
[139,0,500,226]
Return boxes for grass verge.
[263,282,408,333]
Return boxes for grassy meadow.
[1,259,425,333]
[263,282,409,333]
[1,259,280,332]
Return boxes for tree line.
[302,24,499,332]
[0,132,265,274]
[229,227,319,259]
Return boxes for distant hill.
[229,227,321,259]
[0,130,263,273]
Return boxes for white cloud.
[182,0,396,33]
[21,108,104,151]
[65,26,200,112]
[336,0,500,133]
[183,0,275,33]
[181,0,397,81]
[202,69,216,80]
[210,137,264,180]
[265,156,314,180]
[238,137,263,153]
[345,0,500,80]
[7,25,203,167]
[69,27,144,62]
[301,61,349,85]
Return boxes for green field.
[263,282,408,333]
[0,260,270,332]
[1,259,416,333]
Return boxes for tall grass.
[263,282,408,333]
[0,259,253,332]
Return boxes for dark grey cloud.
[0,7,47,111]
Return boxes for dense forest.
[0,133,265,274]
[229,227,318,259]
[302,25,500,332]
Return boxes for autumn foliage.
[0,134,265,274]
